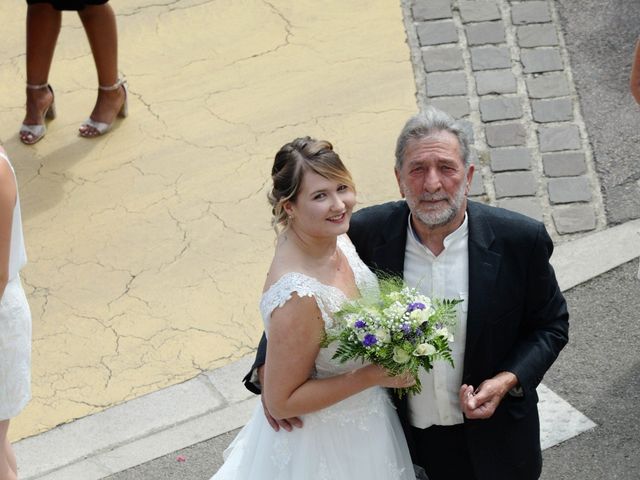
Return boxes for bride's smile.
[284,170,356,239]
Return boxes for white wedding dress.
[211,234,415,480]
[0,150,31,421]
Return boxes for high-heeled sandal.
[79,78,128,137]
[19,83,56,145]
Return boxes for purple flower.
[362,334,378,347]
[354,319,367,328]
[400,323,411,335]
[407,302,426,313]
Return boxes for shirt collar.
[407,212,469,250]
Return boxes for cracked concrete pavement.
[0,0,416,440]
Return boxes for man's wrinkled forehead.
[403,130,464,162]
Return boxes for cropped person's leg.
[0,421,17,480]
[78,3,127,137]
[20,3,61,144]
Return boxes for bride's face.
[286,170,356,238]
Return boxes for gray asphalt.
[106,430,235,480]
[556,0,640,224]
[540,259,640,480]
[108,0,640,478]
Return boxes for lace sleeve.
[259,272,334,333]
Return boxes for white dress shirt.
[404,213,469,428]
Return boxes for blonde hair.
[268,137,355,233]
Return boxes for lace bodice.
[259,234,380,378]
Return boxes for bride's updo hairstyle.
[269,136,355,232]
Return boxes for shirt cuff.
[250,368,261,390]
[508,385,524,397]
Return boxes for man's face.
[395,130,474,229]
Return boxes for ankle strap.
[99,78,126,91]
[26,83,49,90]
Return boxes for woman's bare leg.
[78,3,126,136]
[0,420,17,480]
[21,4,60,141]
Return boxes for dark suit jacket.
[245,200,569,480]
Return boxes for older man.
[246,107,569,480]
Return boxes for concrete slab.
[20,397,258,480]
[204,354,255,405]
[15,374,226,478]
[551,219,640,291]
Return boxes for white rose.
[435,326,449,338]
[393,346,411,364]
[375,329,391,344]
[413,343,436,356]
[436,327,454,342]
[409,308,430,325]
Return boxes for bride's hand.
[365,364,416,389]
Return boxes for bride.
[211,137,416,479]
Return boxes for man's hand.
[258,366,303,432]
[459,371,518,420]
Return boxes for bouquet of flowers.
[323,277,462,397]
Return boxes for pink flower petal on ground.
[176,455,186,462]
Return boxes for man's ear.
[395,168,405,198]
[464,164,475,195]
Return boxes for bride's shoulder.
[262,249,319,298]
[263,240,314,291]
[260,269,325,321]
[262,269,314,295]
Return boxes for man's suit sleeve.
[243,333,267,394]
[498,223,569,395]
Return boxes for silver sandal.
[20,83,56,145]
[79,78,129,137]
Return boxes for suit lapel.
[463,202,501,381]
[370,202,410,278]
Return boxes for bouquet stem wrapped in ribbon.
[323,277,463,398]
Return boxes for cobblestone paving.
[403,0,608,241]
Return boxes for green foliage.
[323,275,463,399]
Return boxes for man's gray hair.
[395,106,471,170]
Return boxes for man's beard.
[404,179,467,229]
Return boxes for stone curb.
[15,357,256,479]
